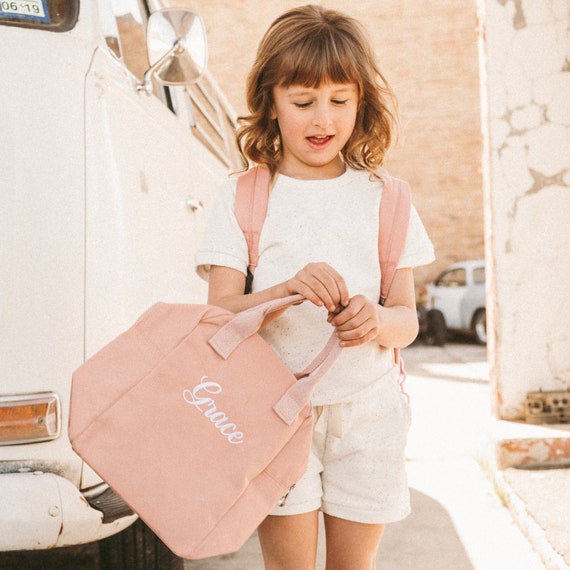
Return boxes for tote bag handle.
[209,294,342,424]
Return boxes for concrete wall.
[479,0,570,419]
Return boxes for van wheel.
[98,518,184,570]
[472,309,487,345]
[423,310,447,346]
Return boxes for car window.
[106,0,149,83]
[473,267,485,285]
[436,268,466,287]
[0,0,78,31]
[99,0,121,58]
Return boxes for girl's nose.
[311,104,332,128]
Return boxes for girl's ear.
[269,104,277,120]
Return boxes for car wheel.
[98,518,184,570]
[423,309,447,346]
[472,309,487,345]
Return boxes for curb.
[490,467,569,570]
[485,420,570,570]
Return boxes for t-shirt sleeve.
[397,203,435,269]
[195,180,249,281]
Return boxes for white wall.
[479,0,570,419]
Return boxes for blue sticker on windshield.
[0,0,51,23]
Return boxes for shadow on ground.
[379,488,475,570]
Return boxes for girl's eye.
[292,99,350,108]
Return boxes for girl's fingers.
[330,295,367,326]
[291,263,348,312]
[337,329,378,348]
[331,295,381,347]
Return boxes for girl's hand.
[286,262,349,313]
[328,294,381,348]
[329,269,420,349]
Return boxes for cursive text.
[182,376,244,445]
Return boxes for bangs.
[275,33,363,90]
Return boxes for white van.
[0,1,239,566]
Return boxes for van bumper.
[0,472,136,551]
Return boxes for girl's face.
[271,82,359,179]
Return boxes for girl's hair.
[236,4,398,175]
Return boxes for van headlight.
[0,392,60,445]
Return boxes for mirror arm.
[137,40,182,95]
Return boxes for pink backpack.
[235,166,412,383]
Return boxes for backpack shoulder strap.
[235,167,411,304]
[378,175,412,305]
[378,175,412,389]
[235,166,271,279]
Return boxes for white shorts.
[270,365,412,524]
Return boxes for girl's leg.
[323,514,385,570]
[258,511,319,570]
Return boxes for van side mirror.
[138,8,207,95]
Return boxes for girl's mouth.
[306,135,333,148]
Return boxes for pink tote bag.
[69,294,340,559]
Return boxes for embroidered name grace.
[182,376,244,445]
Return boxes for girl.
[196,5,434,569]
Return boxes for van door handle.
[185,198,203,212]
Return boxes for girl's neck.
[275,151,347,180]
[277,161,347,180]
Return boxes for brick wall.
[189,0,484,285]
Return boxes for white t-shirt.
[196,168,434,404]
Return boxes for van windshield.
[0,0,78,32]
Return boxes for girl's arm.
[208,262,350,323]
[329,267,419,349]
[207,266,292,326]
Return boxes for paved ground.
[184,340,548,570]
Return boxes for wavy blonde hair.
[236,4,398,175]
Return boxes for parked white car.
[0,2,239,567]
[419,260,487,346]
